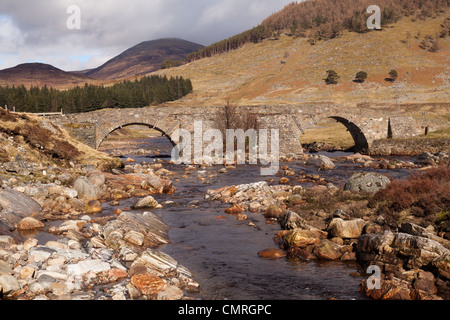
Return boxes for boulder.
[0,189,42,229]
[102,212,169,249]
[358,277,412,300]
[141,176,175,194]
[313,239,342,260]
[131,274,166,296]
[0,274,20,295]
[357,231,450,274]
[87,172,106,187]
[85,200,102,214]
[0,235,15,249]
[3,161,31,176]
[400,222,450,250]
[283,229,322,248]
[225,204,244,214]
[344,173,390,193]
[132,196,162,210]
[132,249,193,280]
[264,205,286,219]
[73,177,101,200]
[17,217,45,230]
[306,155,336,170]
[327,218,367,239]
[66,259,110,276]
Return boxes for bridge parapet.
[50,104,448,156]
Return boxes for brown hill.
[0,63,95,89]
[153,12,450,108]
[82,38,204,80]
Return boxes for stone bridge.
[50,104,446,157]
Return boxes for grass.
[300,119,356,150]
[153,11,450,108]
[105,126,161,141]
[0,109,122,170]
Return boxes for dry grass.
[153,12,449,108]
[0,110,122,170]
[300,119,356,150]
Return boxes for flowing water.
[103,137,418,300]
[14,136,418,300]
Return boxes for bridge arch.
[96,122,176,150]
[328,116,369,153]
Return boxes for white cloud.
[0,0,293,71]
[0,15,27,53]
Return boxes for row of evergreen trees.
[0,75,193,114]
[186,25,272,62]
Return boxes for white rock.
[66,259,110,276]
[0,274,20,294]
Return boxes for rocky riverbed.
[0,159,199,300]
[205,152,450,300]
[0,150,449,300]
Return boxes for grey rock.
[29,247,56,263]
[132,248,193,280]
[306,155,336,170]
[37,274,58,290]
[73,177,101,200]
[66,259,111,276]
[3,161,31,176]
[0,235,14,249]
[0,274,20,295]
[0,190,42,229]
[88,172,106,187]
[327,218,367,239]
[344,172,390,193]
[132,196,162,210]
[400,222,450,250]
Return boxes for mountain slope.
[82,38,204,80]
[0,63,95,89]
[152,13,449,108]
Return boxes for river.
[100,136,418,300]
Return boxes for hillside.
[0,63,96,89]
[81,38,204,80]
[152,13,450,108]
[0,108,122,170]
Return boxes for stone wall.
[370,137,450,156]
[50,104,449,156]
[62,123,97,150]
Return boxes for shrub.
[325,70,340,85]
[355,71,368,83]
[368,166,450,229]
[161,59,183,69]
[389,70,398,81]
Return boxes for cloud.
[0,0,293,71]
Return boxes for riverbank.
[204,154,450,300]
[0,148,448,300]
[1,116,449,300]
[0,159,199,300]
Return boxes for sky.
[0,0,294,71]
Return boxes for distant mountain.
[0,63,94,89]
[81,38,204,80]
